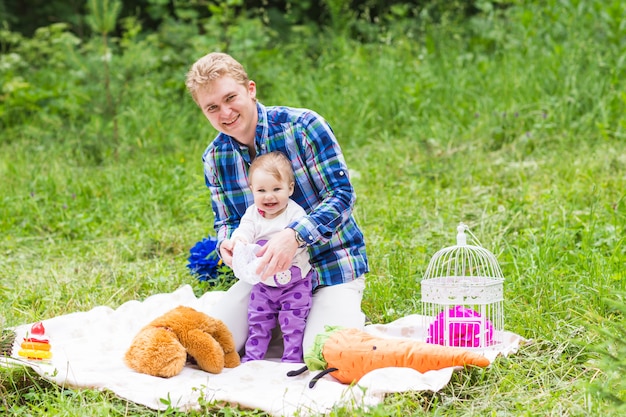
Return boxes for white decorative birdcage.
[421,222,505,349]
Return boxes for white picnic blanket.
[2,285,525,416]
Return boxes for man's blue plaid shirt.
[202,102,368,289]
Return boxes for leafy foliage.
[85,0,121,34]
[0,0,484,37]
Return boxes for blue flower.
[187,236,222,283]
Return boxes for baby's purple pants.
[242,266,312,363]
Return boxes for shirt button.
[261,144,266,149]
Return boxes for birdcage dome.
[421,223,505,349]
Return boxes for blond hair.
[185,52,250,104]
[248,151,294,185]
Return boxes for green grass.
[2,0,626,415]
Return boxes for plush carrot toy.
[288,326,490,387]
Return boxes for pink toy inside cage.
[426,305,494,348]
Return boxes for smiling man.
[185,52,369,358]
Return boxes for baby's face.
[250,169,293,219]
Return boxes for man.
[185,52,369,354]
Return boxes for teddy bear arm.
[205,319,241,368]
[223,351,241,368]
[184,329,226,374]
[205,320,237,354]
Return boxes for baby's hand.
[232,237,249,246]
[219,239,236,267]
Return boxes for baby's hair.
[248,151,294,185]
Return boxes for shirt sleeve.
[287,111,356,245]
[202,141,252,247]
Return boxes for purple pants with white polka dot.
[242,266,312,363]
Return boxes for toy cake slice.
[17,321,52,360]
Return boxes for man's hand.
[255,228,299,280]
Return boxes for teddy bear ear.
[124,327,187,378]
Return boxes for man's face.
[195,75,257,145]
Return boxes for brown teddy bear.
[124,305,240,378]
